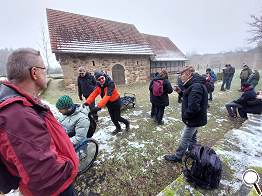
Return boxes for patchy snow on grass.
[128,141,145,149]
[215,118,228,123]
[131,124,139,129]
[216,114,262,192]
[131,110,143,116]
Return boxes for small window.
[92,61,95,66]
[137,61,139,65]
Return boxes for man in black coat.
[164,66,208,162]
[77,66,98,120]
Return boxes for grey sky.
[0,0,261,56]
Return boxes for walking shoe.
[164,154,182,163]
[111,128,122,135]
[126,122,130,131]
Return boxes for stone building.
[47,9,186,87]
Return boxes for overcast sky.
[0,0,261,57]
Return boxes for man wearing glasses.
[164,66,208,163]
[84,71,130,135]
[77,66,98,120]
[0,48,78,195]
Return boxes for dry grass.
[41,71,261,195]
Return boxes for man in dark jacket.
[227,64,235,90]
[77,66,98,120]
[149,70,173,125]
[0,48,78,195]
[164,66,208,163]
[239,64,252,90]
[220,64,231,91]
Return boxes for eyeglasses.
[97,76,105,82]
[29,66,46,72]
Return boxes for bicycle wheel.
[76,138,99,175]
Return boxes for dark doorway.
[112,64,125,85]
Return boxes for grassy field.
[41,70,261,195]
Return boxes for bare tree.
[248,15,262,44]
[39,24,51,75]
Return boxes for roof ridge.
[46,8,135,27]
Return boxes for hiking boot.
[111,128,122,135]
[126,122,130,131]
[164,154,182,163]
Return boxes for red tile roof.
[143,34,187,61]
[46,9,153,55]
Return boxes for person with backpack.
[77,66,98,121]
[239,64,252,90]
[56,95,94,147]
[84,71,130,135]
[247,69,260,89]
[149,70,173,125]
[164,66,208,163]
[203,73,215,101]
[0,48,78,195]
[149,72,160,118]
[206,68,217,82]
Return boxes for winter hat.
[179,65,195,74]
[94,71,104,80]
[56,95,74,109]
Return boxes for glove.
[79,95,83,101]
[91,106,101,114]
[82,102,89,108]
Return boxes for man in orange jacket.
[85,71,130,135]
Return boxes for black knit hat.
[94,71,104,80]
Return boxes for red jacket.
[0,81,79,196]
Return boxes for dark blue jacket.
[181,73,208,127]
[78,73,96,98]
[233,87,257,107]
[149,76,173,106]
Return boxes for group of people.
[0,48,130,195]
[0,47,261,195]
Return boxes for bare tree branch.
[248,14,262,44]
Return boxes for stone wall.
[56,53,150,90]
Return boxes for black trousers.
[107,99,129,130]
[150,103,156,117]
[155,105,165,124]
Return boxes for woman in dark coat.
[149,70,173,125]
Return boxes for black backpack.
[183,144,222,189]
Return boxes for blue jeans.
[175,126,198,159]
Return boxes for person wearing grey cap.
[164,66,208,163]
